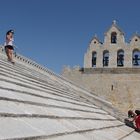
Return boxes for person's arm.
[131,114,137,122]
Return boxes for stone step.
[0,85,90,109]
[0,74,83,102]
[0,100,115,120]
[0,85,98,110]
[0,57,107,108]
[0,117,123,140]
[74,125,135,140]
[0,60,80,95]
[0,60,89,103]
[121,132,140,140]
[0,57,69,89]
[0,69,93,106]
[0,113,116,122]
[43,125,135,140]
[0,56,76,90]
[0,88,106,114]
[0,57,92,98]
[0,79,89,106]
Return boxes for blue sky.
[0,0,140,73]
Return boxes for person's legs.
[5,46,14,63]
[124,118,135,129]
[5,48,11,61]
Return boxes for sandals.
[11,61,15,64]
[11,60,15,64]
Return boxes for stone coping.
[82,67,140,74]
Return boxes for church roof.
[105,20,124,35]
[90,34,102,44]
[131,33,140,39]
[129,33,140,42]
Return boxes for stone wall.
[62,67,140,113]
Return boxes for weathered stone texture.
[62,67,140,113]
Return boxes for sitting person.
[125,110,140,132]
[135,110,140,132]
[4,30,15,64]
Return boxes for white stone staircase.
[0,47,140,140]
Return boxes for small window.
[135,39,138,42]
[111,32,117,44]
[92,52,97,67]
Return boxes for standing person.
[4,30,15,64]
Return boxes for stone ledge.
[83,68,140,74]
